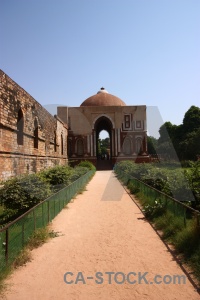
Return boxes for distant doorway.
[98,130,111,160]
[94,116,113,170]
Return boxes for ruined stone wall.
[0,70,68,181]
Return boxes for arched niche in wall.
[54,131,57,152]
[61,134,64,155]
[76,138,84,156]
[67,138,72,157]
[34,118,39,149]
[136,137,143,154]
[122,137,132,155]
[17,108,24,145]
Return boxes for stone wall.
[0,70,68,181]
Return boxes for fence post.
[0,171,93,272]
[42,202,44,227]
[48,200,50,222]
[59,194,61,212]
[5,229,9,265]
[22,221,24,246]
[196,213,200,228]
[183,207,186,227]
[33,209,36,230]
[173,201,176,216]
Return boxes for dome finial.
[97,87,108,94]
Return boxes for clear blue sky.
[1,0,199,137]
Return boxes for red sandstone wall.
[0,70,68,181]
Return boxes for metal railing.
[115,170,200,228]
[0,170,95,272]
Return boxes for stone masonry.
[0,70,68,181]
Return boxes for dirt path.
[2,171,199,300]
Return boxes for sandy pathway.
[2,171,199,300]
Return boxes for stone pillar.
[94,131,96,156]
[112,129,115,157]
[87,134,90,154]
[118,128,121,153]
[115,129,118,156]
[91,133,93,156]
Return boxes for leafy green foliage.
[174,223,200,256]
[156,105,200,161]
[0,175,50,214]
[0,163,95,224]
[115,160,199,207]
[127,180,140,194]
[39,165,73,191]
[0,208,17,224]
[183,105,200,134]
[0,175,51,225]
[98,138,110,156]
[147,136,158,155]
[143,199,166,220]
[68,166,89,182]
[78,160,96,170]
[184,161,200,210]
[115,161,200,281]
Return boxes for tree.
[98,138,110,156]
[157,106,200,161]
[182,106,200,135]
[178,106,200,160]
[147,136,158,155]
[158,122,177,144]
[157,122,179,160]
[179,128,200,160]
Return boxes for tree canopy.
[152,105,200,161]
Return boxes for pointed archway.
[94,116,113,170]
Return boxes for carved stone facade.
[0,72,149,178]
[0,70,68,181]
[58,88,149,169]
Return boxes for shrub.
[114,161,200,280]
[78,160,96,170]
[185,161,200,209]
[68,166,89,182]
[0,164,94,225]
[190,248,200,279]
[114,161,197,205]
[162,216,184,239]
[154,212,173,230]
[114,160,135,173]
[142,199,166,220]
[39,165,73,185]
[0,174,50,215]
[39,165,73,192]
[0,208,17,225]
[127,180,140,194]
[174,222,200,256]
[181,160,195,168]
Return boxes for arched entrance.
[94,116,113,170]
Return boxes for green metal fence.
[115,170,200,228]
[0,170,94,272]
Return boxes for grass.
[124,177,200,283]
[0,226,56,295]
[26,227,51,250]
[154,213,185,240]
[0,170,95,295]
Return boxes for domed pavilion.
[57,88,149,169]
